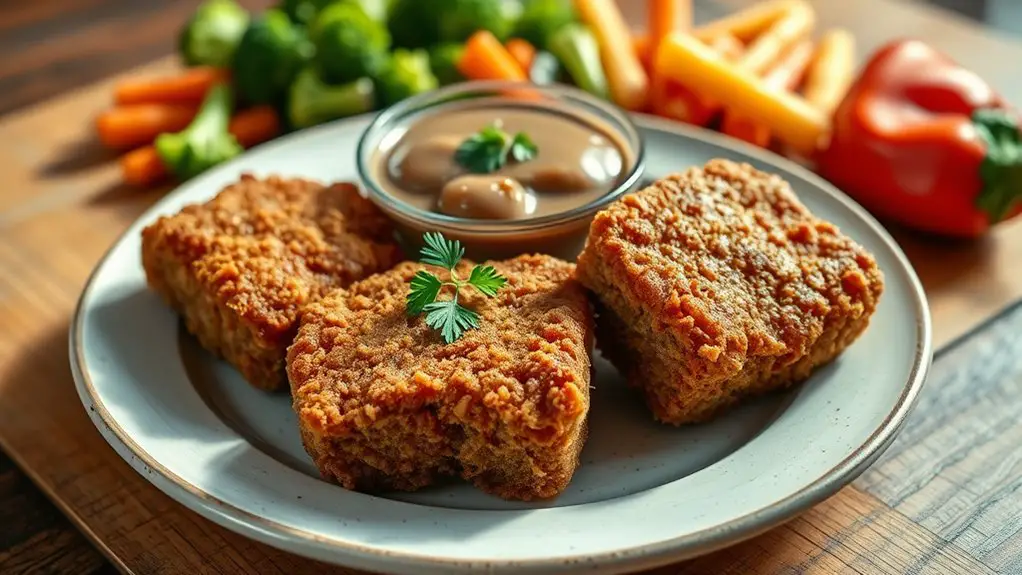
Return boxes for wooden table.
[2,0,1022,573]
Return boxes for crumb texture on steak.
[286,254,594,500]
[141,174,402,391]
[576,159,884,425]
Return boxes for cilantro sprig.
[454,123,538,174]
[406,232,508,344]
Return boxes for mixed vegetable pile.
[93,0,1022,237]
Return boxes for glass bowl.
[356,80,645,261]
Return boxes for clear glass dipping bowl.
[356,80,645,262]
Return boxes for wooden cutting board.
[2,0,1022,573]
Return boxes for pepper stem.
[974,108,1022,223]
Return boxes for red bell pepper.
[816,39,1022,238]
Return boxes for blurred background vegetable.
[377,49,439,106]
[154,83,243,182]
[387,0,519,49]
[101,0,867,189]
[232,9,313,105]
[514,0,575,49]
[114,67,230,106]
[312,3,391,84]
[458,30,527,81]
[549,23,606,98]
[179,0,250,67]
[288,69,375,128]
[430,43,467,85]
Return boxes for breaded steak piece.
[286,254,593,500]
[141,174,402,391]
[576,159,884,425]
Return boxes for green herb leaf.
[423,299,480,344]
[454,124,539,174]
[467,265,508,297]
[510,132,538,163]
[419,231,464,270]
[406,270,443,315]
[406,232,508,344]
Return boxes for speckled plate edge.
[69,112,933,574]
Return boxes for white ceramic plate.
[71,114,932,574]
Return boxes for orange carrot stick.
[651,33,743,125]
[633,33,652,74]
[458,31,527,81]
[96,104,199,149]
[121,147,167,187]
[575,0,649,110]
[120,106,282,187]
[113,67,231,106]
[721,40,814,147]
[649,0,692,59]
[506,38,537,73]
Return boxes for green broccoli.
[178,0,250,67]
[429,43,465,86]
[280,0,392,25]
[155,83,242,181]
[548,23,608,99]
[376,49,439,106]
[388,0,520,49]
[514,0,575,50]
[232,9,313,106]
[277,0,332,25]
[312,3,391,84]
[288,68,376,128]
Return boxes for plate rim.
[69,112,933,574]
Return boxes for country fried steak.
[576,159,884,425]
[141,174,402,391]
[286,254,593,500]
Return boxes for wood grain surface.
[2,0,1022,574]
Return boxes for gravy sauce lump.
[376,104,631,220]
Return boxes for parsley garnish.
[454,124,539,174]
[406,232,508,344]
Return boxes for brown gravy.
[374,103,631,220]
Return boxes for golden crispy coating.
[576,159,884,425]
[286,254,593,500]
[141,174,402,391]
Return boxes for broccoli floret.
[280,0,392,25]
[312,3,391,84]
[155,83,242,180]
[232,9,313,106]
[429,43,465,86]
[288,68,376,128]
[376,49,439,106]
[388,0,520,49]
[277,0,331,25]
[514,0,574,50]
[179,0,250,67]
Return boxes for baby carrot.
[121,146,167,187]
[575,0,650,110]
[654,32,827,155]
[737,1,815,75]
[721,39,815,147]
[96,104,198,149]
[120,106,281,187]
[649,0,692,58]
[633,33,652,74]
[803,29,857,117]
[228,105,281,148]
[458,30,527,82]
[506,38,537,73]
[694,0,800,43]
[113,66,230,106]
